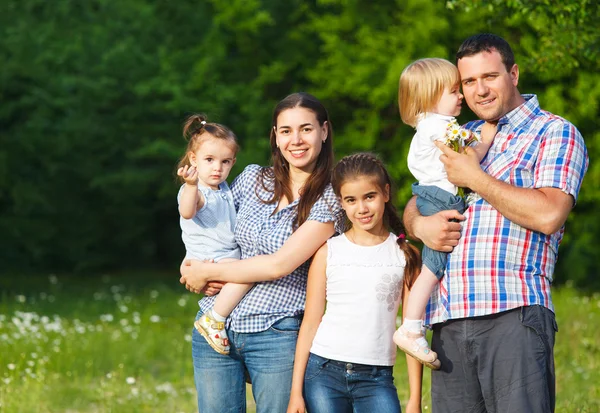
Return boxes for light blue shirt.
[178,182,241,262]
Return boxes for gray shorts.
[431,305,557,413]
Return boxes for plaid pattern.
[199,164,345,333]
[426,95,589,325]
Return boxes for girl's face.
[189,136,237,190]
[339,176,389,235]
[434,84,463,117]
[274,107,327,175]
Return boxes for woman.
[180,92,345,412]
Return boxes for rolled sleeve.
[534,121,589,202]
[307,185,345,235]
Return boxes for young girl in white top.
[287,153,424,413]
[393,58,494,368]
[176,114,253,355]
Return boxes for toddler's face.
[434,84,463,118]
[190,136,237,190]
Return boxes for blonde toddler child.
[393,58,494,368]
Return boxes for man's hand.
[414,210,464,252]
[435,140,486,190]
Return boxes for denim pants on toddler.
[191,310,301,413]
[303,353,401,413]
[412,182,465,279]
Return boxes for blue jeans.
[303,353,401,413]
[412,182,465,279]
[192,311,301,413]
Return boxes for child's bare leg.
[213,282,254,318]
[403,266,438,321]
[393,266,441,369]
[194,258,253,355]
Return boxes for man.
[404,33,588,412]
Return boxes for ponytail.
[385,202,421,291]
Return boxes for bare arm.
[177,165,205,219]
[469,121,496,162]
[402,282,423,413]
[287,244,327,413]
[403,197,463,252]
[436,141,574,235]
[180,220,336,291]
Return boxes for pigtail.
[384,202,421,291]
[182,113,208,140]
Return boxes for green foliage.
[0,0,597,287]
[446,0,600,76]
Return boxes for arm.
[177,165,205,219]
[435,141,574,235]
[180,220,336,291]
[287,243,328,413]
[469,121,495,162]
[403,197,464,252]
[402,282,423,413]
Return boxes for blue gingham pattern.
[199,164,345,333]
[426,95,589,325]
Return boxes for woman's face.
[274,107,328,175]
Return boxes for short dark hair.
[456,33,515,72]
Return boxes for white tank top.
[310,233,406,366]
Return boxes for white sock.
[403,319,423,334]
[211,309,227,322]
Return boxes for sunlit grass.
[1,274,598,412]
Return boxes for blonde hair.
[398,58,460,128]
[176,114,239,183]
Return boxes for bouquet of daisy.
[444,119,480,197]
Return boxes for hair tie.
[200,120,206,125]
[397,233,405,240]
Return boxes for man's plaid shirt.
[426,95,589,325]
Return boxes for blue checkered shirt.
[199,164,345,333]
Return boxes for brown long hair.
[258,92,334,229]
[331,152,421,290]
[176,114,239,184]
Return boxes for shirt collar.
[420,112,455,123]
[497,94,540,130]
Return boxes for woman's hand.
[286,394,306,413]
[180,259,209,294]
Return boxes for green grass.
[1,273,599,412]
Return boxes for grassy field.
[1,273,599,412]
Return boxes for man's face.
[457,50,521,122]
